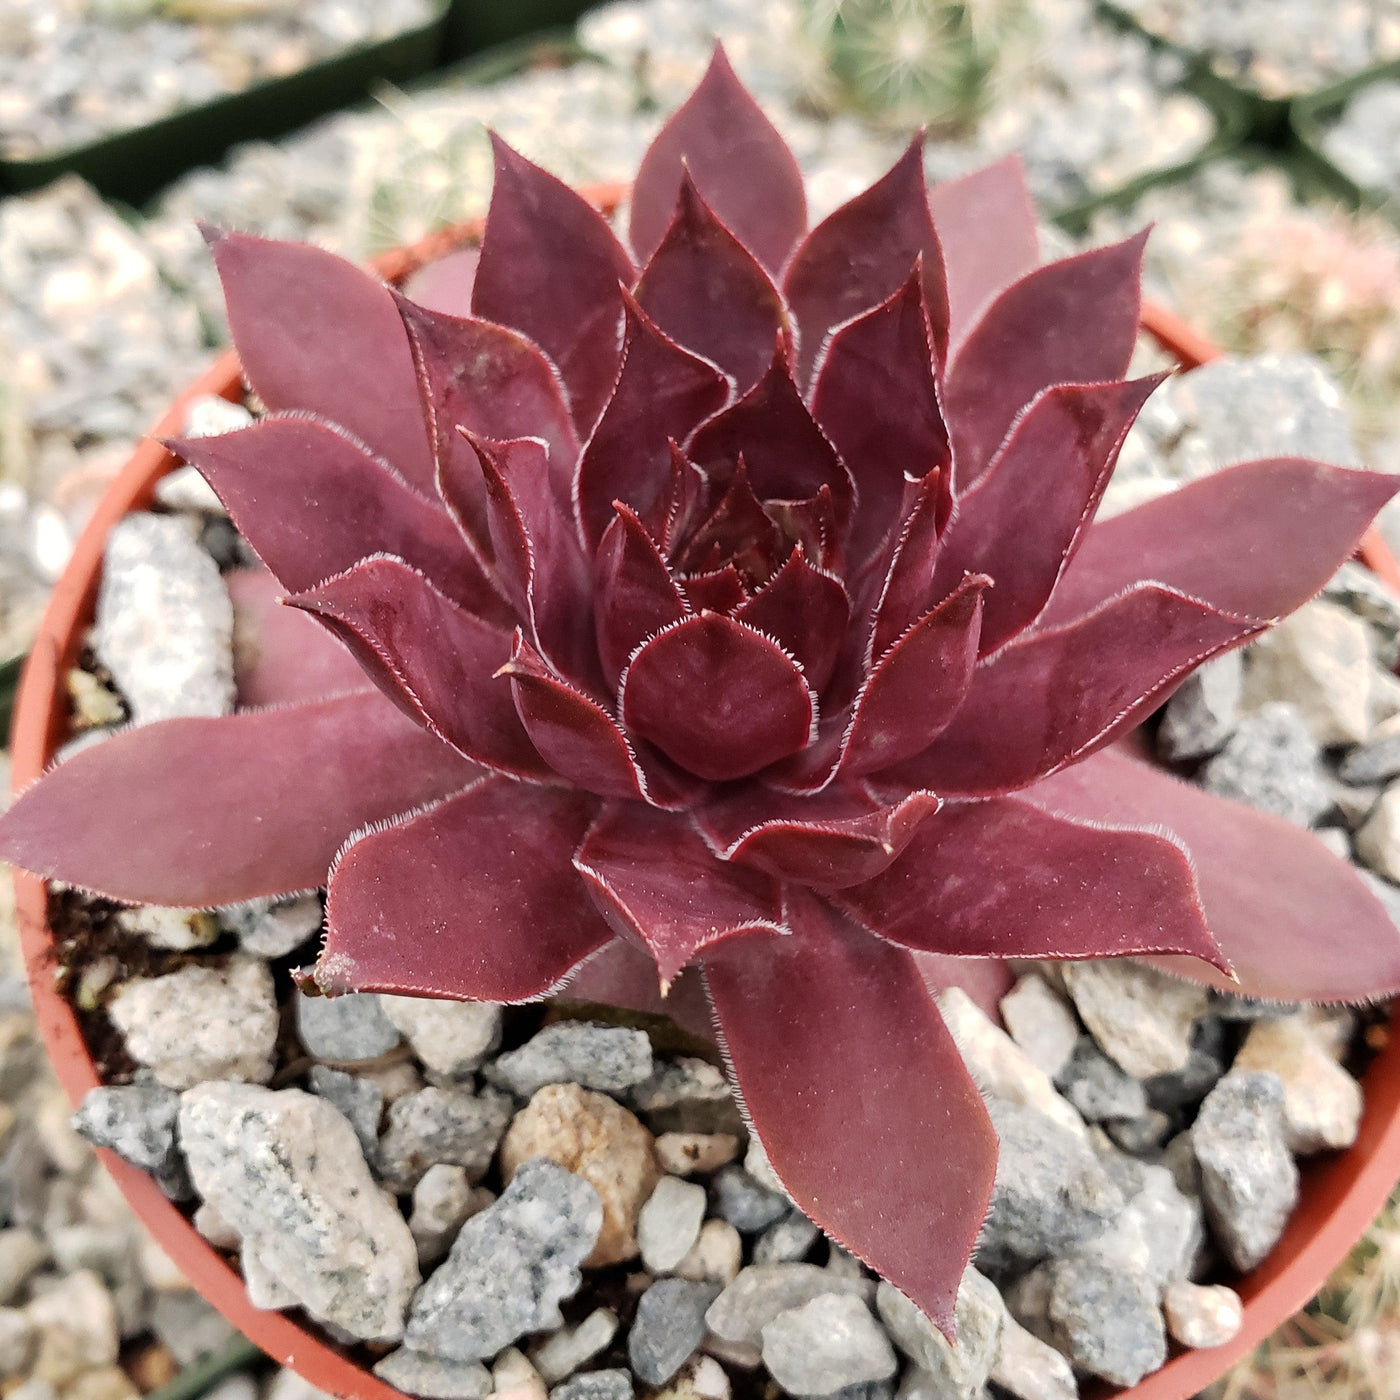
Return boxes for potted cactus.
[7,44,1400,1400]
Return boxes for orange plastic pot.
[10,200,1400,1400]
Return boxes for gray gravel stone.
[638,1175,706,1274]
[179,1083,419,1341]
[109,957,278,1089]
[710,1165,789,1233]
[549,1372,633,1400]
[404,1158,602,1362]
[295,991,401,1063]
[1201,701,1332,827]
[531,1307,618,1384]
[877,1269,1004,1398]
[70,1083,190,1198]
[408,1165,489,1268]
[1339,721,1400,786]
[1079,1160,1202,1292]
[1157,651,1242,760]
[706,1264,876,1347]
[754,1211,821,1265]
[307,1065,383,1158]
[371,1348,491,1398]
[989,1313,1079,1400]
[1060,960,1208,1080]
[628,1278,719,1385]
[627,1057,732,1114]
[149,1289,237,1365]
[377,1086,513,1194]
[93,512,234,723]
[977,1101,1123,1274]
[1055,1039,1148,1124]
[224,896,321,959]
[380,997,502,1079]
[998,975,1081,1080]
[1192,1072,1300,1271]
[1242,605,1374,748]
[1143,1018,1228,1115]
[761,1293,898,1396]
[486,1022,652,1099]
[1025,1255,1166,1388]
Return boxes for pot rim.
[10,196,1400,1400]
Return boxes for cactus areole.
[6,46,1400,1338]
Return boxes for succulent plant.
[6,46,1400,1335]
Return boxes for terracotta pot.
[10,199,1400,1400]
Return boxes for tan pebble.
[1234,1018,1362,1153]
[355,1060,422,1105]
[125,1343,178,1393]
[62,1366,139,1400]
[192,1203,240,1251]
[490,1346,546,1400]
[655,1132,741,1176]
[651,1354,732,1398]
[500,1084,659,1266]
[674,1219,742,1286]
[137,1238,188,1292]
[1163,1279,1243,1349]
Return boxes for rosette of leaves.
[8,46,1400,1335]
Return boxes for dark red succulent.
[8,46,1400,1335]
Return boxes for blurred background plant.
[790,0,1037,135]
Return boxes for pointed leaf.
[867,469,946,663]
[944,231,1148,489]
[559,938,715,1041]
[321,779,613,1001]
[674,463,782,585]
[786,574,988,791]
[733,548,850,690]
[782,136,950,385]
[399,246,479,317]
[574,804,783,987]
[503,634,697,806]
[840,573,988,776]
[594,505,689,686]
[629,43,806,274]
[933,376,1164,654]
[1041,457,1400,629]
[395,292,578,533]
[688,350,854,524]
[651,441,709,556]
[575,295,730,548]
[468,432,599,688]
[837,794,1228,971]
[0,691,476,906]
[1026,748,1400,1003]
[620,613,816,781]
[901,584,1265,796]
[678,564,750,614]
[812,267,950,560]
[766,484,844,577]
[286,557,549,778]
[694,785,940,888]
[472,135,634,432]
[227,567,366,707]
[204,228,435,493]
[633,174,789,396]
[702,891,995,1337]
[171,416,510,625]
[928,156,1039,349]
